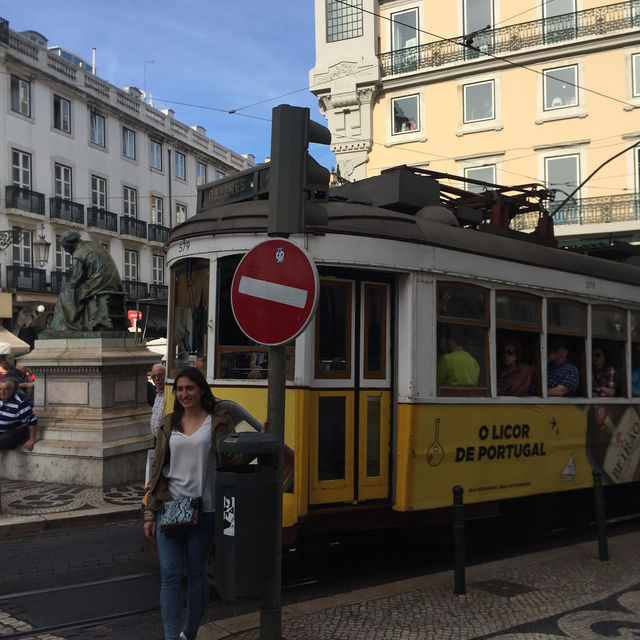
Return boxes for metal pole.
[453,485,466,595]
[261,344,285,639]
[593,469,609,561]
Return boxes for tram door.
[309,276,392,506]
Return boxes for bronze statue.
[51,231,128,332]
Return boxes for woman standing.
[143,366,236,640]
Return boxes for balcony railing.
[49,197,84,225]
[5,186,45,215]
[50,270,70,293]
[379,0,640,77]
[120,216,147,239]
[148,224,170,244]
[514,192,640,230]
[148,283,168,300]
[87,206,118,232]
[122,279,148,300]
[6,266,47,292]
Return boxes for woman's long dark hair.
[170,367,218,432]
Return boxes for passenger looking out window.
[497,337,533,396]
[437,326,480,387]
[592,343,618,397]
[547,335,580,396]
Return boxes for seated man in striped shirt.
[0,377,37,451]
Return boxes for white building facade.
[0,18,254,343]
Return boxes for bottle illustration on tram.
[427,418,445,467]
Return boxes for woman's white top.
[164,415,217,512]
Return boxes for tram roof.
[172,198,640,288]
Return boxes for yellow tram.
[164,166,640,542]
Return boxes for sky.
[3,0,336,170]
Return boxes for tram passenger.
[547,336,580,397]
[592,344,618,397]
[497,338,532,396]
[437,327,480,387]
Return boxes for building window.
[151,196,164,225]
[391,8,419,72]
[91,175,107,209]
[463,0,494,57]
[55,235,72,271]
[122,127,136,159]
[544,0,576,42]
[150,140,163,170]
[176,203,187,225]
[464,165,496,193]
[463,80,494,123]
[633,54,640,97]
[53,95,71,133]
[544,65,578,110]
[10,75,30,116]
[123,186,137,217]
[13,227,32,267]
[124,249,138,280]
[196,161,206,186]
[152,255,165,284]
[326,0,363,42]
[12,149,31,189]
[545,154,580,223]
[90,111,105,146]
[215,170,225,180]
[175,152,186,179]
[392,95,419,134]
[54,163,72,199]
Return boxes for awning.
[0,326,30,356]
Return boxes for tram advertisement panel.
[410,405,595,509]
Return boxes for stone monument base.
[0,334,158,486]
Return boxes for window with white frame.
[90,111,105,146]
[123,186,137,217]
[463,0,494,56]
[464,165,496,193]
[635,147,640,193]
[13,227,31,267]
[150,140,163,170]
[151,196,164,225]
[54,163,72,199]
[392,8,418,50]
[91,175,107,209]
[633,53,640,98]
[175,152,186,179]
[55,235,72,271]
[544,65,578,110]
[543,0,576,41]
[122,127,136,159]
[392,95,419,134]
[196,161,206,186]
[10,75,30,116]
[124,249,138,281]
[54,95,71,133]
[545,154,580,222]
[12,149,31,189]
[152,255,165,284]
[176,203,187,225]
[463,80,494,123]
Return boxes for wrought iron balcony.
[148,283,168,300]
[5,186,45,215]
[120,216,147,239]
[122,279,148,300]
[49,197,84,225]
[379,0,640,77]
[148,224,169,244]
[514,192,640,230]
[0,18,9,45]
[87,206,118,232]
[50,270,70,293]
[6,266,47,292]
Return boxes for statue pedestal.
[0,335,158,486]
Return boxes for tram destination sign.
[231,238,319,346]
[198,164,270,211]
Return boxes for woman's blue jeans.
[156,511,214,640]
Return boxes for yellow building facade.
[311,1,640,244]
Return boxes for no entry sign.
[231,239,319,346]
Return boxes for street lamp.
[32,225,51,267]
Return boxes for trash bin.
[215,432,281,600]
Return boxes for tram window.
[363,283,387,379]
[315,280,352,379]
[633,312,640,397]
[592,306,626,398]
[318,396,346,481]
[548,300,585,333]
[437,323,488,394]
[438,284,487,321]
[496,292,540,329]
[169,258,209,375]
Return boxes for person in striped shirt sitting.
[0,377,37,451]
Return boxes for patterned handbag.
[159,496,202,535]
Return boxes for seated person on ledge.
[547,336,580,397]
[0,377,37,451]
[437,328,480,387]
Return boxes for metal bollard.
[453,485,466,595]
[593,469,609,561]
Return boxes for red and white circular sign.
[231,239,319,346]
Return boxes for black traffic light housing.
[268,104,332,236]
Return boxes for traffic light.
[268,104,332,236]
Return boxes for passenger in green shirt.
[437,330,480,387]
